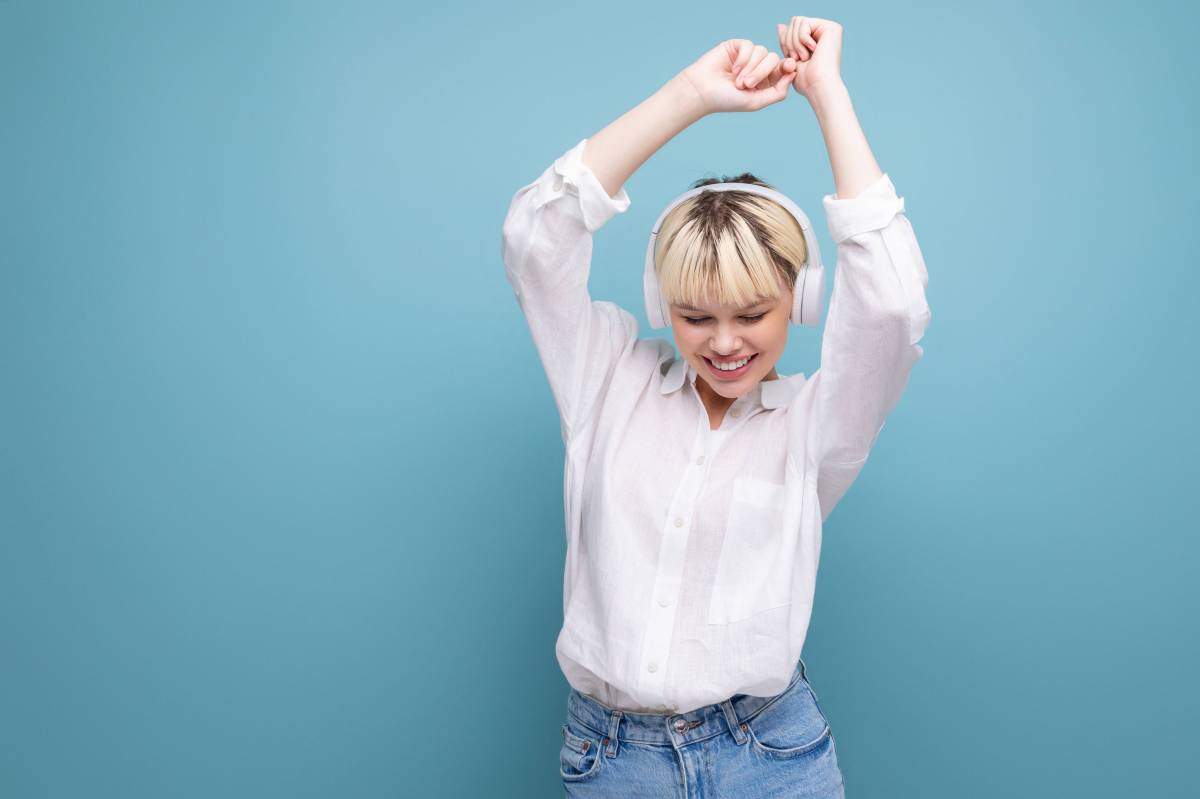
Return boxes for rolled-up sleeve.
[500,138,638,445]
[801,172,931,518]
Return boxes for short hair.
[653,173,808,312]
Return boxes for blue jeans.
[559,658,846,797]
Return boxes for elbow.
[909,305,930,346]
[874,290,930,348]
[500,177,547,258]
[500,189,540,275]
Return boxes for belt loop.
[604,710,622,758]
[798,656,808,682]
[720,699,748,745]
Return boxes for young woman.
[501,16,930,797]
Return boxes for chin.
[698,367,760,397]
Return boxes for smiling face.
[669,286,791,402]
[653,178,808,405]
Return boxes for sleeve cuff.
[549,138,632,233]
[821,172,904,244]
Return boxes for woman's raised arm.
[776,16,931,517]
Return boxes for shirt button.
[730,408,742,418]
[695,455,705,465]
[552,175,564,191]
[674,517,683,527]
[647,661,658,673]
[656,704,668,712]
[658,597,670,607]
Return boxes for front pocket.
[559,722,603,782]
[707,476,791,624]
[744,682,834,760]
[748,720,832,760]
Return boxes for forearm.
[807,80,883,201]
[582,74,709,199]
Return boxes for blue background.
[3,1,1197,796]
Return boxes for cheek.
[674,326,703,350]
[761,324,788,353]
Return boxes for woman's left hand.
[776,16,844,99]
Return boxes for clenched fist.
[776,16,844,99]
[679,38,798,114]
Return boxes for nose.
[710,325,744,355]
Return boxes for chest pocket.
[707,476,791,625]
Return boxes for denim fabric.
[559,658,845,797]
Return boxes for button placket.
[638,413,714,700]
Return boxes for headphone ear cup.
[644,234,668,329]
[789,261,825,326]
[790,223,826,326]
[790,278,804,325]
[809,264,825,324]
[644,260,666,329]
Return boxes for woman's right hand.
[679,39,797,115]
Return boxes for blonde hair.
[653,174,808,312]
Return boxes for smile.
[703,353,757,379]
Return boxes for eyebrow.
[674,298,772,313]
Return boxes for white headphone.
[643,182,825,329]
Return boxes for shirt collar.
[658,355,805,410]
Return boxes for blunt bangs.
[653,186,807,314]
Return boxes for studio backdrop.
[2,1,1197,797]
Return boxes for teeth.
[712,355,751,371]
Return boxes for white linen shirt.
[500,138,930,715]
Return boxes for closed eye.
[683,313,766,325]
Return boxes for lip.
[703,353,757,380]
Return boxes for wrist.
[805,78,849,110]
[663,71,711,123]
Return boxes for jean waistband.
[566,659,808,748]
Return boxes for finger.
[753,52,782,86]
[773,68,793,97]
[800,20,814,61]
[800,19,818,52]
[762,52,783,85]
[756,69,793,109]
[739,46,768,87]
[777,22,791,60]
[732,40,754,78]
[789,17,801,61]
[747,51,778,88]
[762,58,792,89]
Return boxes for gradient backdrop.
[2,1,1197,796]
